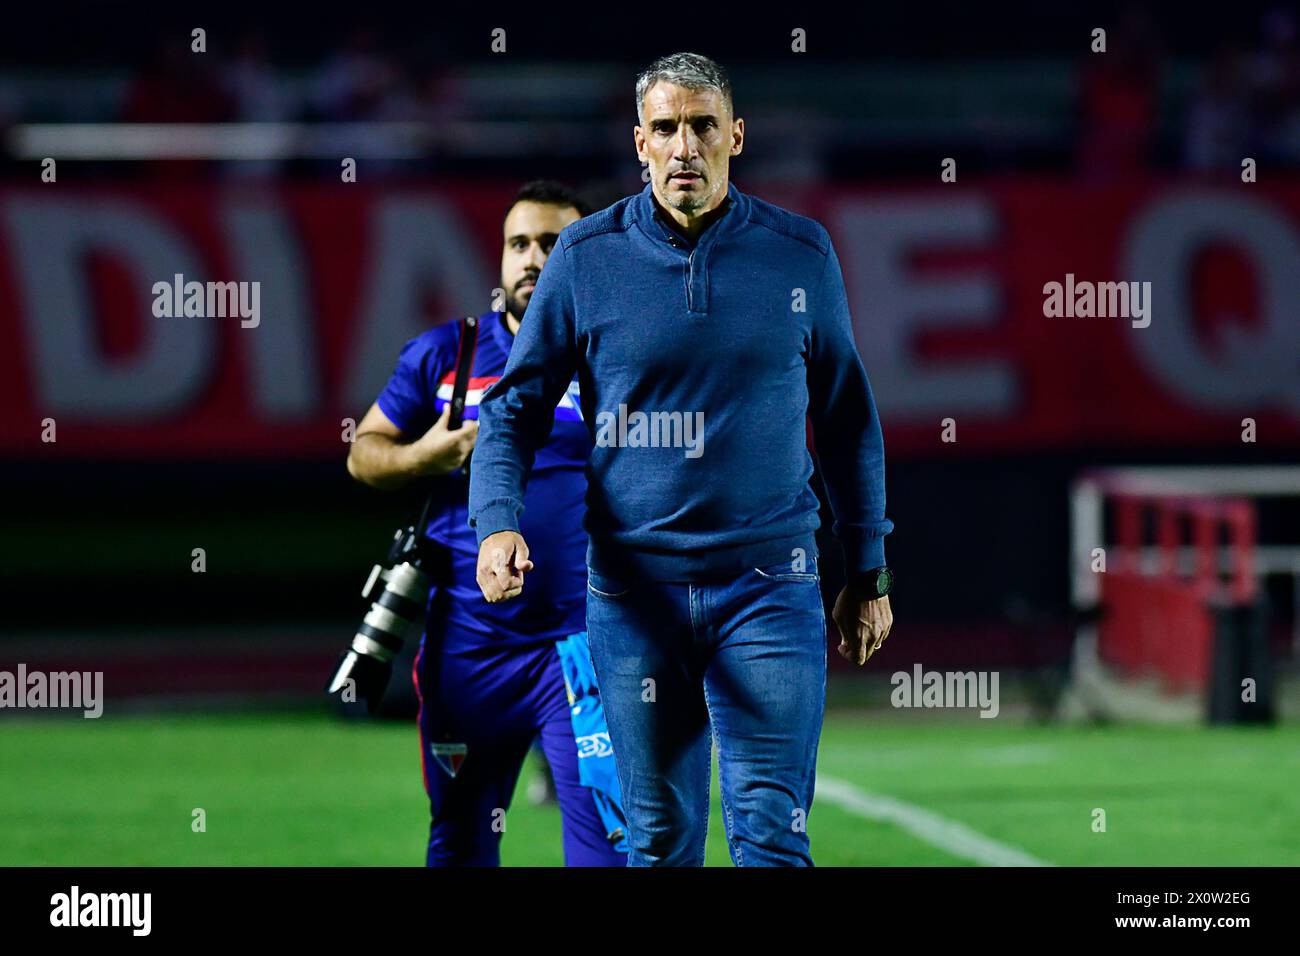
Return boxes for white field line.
[816,775,1053,867]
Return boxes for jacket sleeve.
[468,239,580,544]
[806,236,894,573]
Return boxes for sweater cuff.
[471,500,522,546]
[842,527,889,574]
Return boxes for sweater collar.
[636,179,747,247]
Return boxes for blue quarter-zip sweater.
[469,181,892,582]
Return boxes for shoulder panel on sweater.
[560,196,637,249]
[745,195,830,255]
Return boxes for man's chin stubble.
[505,293,529,322]
[665,182,717,215]
[667,193,706,215]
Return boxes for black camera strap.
[411,314,481,536]
[446,314,480,431]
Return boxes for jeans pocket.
[753,559,819,583]
[587,569,633,599]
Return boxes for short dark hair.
[504,180,590,224]
[635,52,733,125]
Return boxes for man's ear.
[633,126,648,164]
[730,117,745,157]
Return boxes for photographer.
[347,181,626,867]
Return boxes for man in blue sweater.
[469,53,894,866]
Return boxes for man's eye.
[541,240,556,254]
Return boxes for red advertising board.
[1,180,1297,457]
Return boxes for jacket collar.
[486,309,514,351]
[635,179,748,247]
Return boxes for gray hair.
[634,52,733,126]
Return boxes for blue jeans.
[585,557,827,866]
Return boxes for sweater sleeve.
[806,237,894,572]
[468,239,581,544]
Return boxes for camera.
[327,314,478,713]
[326,517,432,713]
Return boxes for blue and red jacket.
[375,310,589,649]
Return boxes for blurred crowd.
[1,6,1297,181]
[1181,7,1300,173]
[1075,4,1300,178]
[121,29,470,130]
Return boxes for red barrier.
[1099,493,1257,692]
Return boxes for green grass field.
[2,711,1297,866]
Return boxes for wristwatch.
[851,566,893,600]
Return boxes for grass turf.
[2,711,1297,866]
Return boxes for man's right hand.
[476,531,534,603]
[412,405,479,476]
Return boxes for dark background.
[2,0,1298,704]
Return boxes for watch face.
[876,568,894,596]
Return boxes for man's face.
[501,200,581,321]
[634,82,743,218]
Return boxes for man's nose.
[525,242,547,270]
[673,125,696,161]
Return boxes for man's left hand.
[831,589,893,666]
